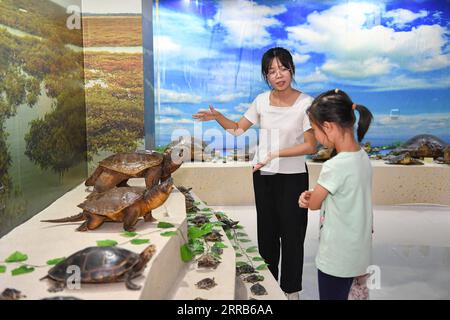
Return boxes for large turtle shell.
[99,152,163,176]
[78,187,145,217]
[47,247,140,283]
[393,134,447,158]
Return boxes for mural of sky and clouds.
[149,0,450,146]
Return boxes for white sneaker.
[284,291,300,300]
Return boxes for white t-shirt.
[244,90,313,174]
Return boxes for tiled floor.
[211,204,450,300]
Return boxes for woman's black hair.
[307,89,373,142]
[261,47,295,87]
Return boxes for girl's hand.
[299,191,312,208]
[192,105,221,121]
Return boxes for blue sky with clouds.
[150,0,450,146]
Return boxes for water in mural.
[148,0,450,150]
[0,0,87,236]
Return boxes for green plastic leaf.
[237,232,248,237]
[194,201,202,206]
[213,242,228,249]
[96,240,118,247]
[235,253,242,257]
[46,257,66,265]
[131,239,150,245]
[160,231,177,237]
[238,238,252,243]
[212,221,225,227]
[157,222,175,229]
[190,239,205,255]
[236,225,244,229]
[5,251,28,263]
[226,231,233,240]
[180,244,194,262]
[11,265,35,276]
[188,226,204,240]
[256,263,269,270]
[0,265,6,273]
[252,256,265,262]
[121,231,138,238]
[246,246,258,253]
[233,246,239,250]
[201,207,212,212]
[236,261,249,267]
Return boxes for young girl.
[299,89,374,300]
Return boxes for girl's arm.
[193,105,253,136]
[307,184,329,210]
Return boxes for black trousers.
[252,170,309,293]
[318,269,354,300]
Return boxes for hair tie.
[334,88,339,94]
[352,103,356,110]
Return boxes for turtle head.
[140,244,156,266]
[142,177,174,199]
[162,144,186,176]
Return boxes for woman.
[193,47,316,299]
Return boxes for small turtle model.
[203,230,222,242]
[85,148,183,193]
[384,152,423,165]
[214,213,239,230]
[311,146,336,162]
[250,283,268,296]
[195,278,217,290]
[42,178,174,231]
[41,245,156,292]
[243,274,265,284]
[0,288,26,300]
[236,263,256,276]
[197,254,220,269]
[391,134,447,159]
[189,214,210,227]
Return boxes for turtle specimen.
[195,278,217,290]
[0,288,26,300]
[243,274,265,284]
[85,148,183,193]
[197,254,220,269]
[165,136,210,162]
[391,134,447,159]
[203,230,222,242]
[250,283,268,296]
[177,185,200,212]
[41,245,156,292]
[189,214,210,227]
[42,178,174,231]
[236,263,256,276]
[311,146,336,162]
[384,152,423,165]
[214,213,239,230]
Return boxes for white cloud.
[292,53,311,64]
[213,0,286,48]
[297,67,329,83]
[284,1,450,85]
[154,36,181,54]
[367,74,450,92]
[159,106,185,116]
[212,92,248,103]
[385,9,428,29]
[157,117,195,124]
[158,89,202,103]
[235,102,251,113]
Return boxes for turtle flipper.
[125,273,141,290]
[123,208,140,231]
[144,211,156,222]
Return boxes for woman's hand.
[192,105,221,121]
[252,151,278,172]
[299,191,312,208]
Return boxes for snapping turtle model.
[0,288,26,300]
[195,278,217,290]
[85,148,183,193]
[42,178,174,231]
[41,245,156,291]
[250,283,268,296]
[391,134,447,159]
[384,152,423,165]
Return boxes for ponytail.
[354,104,373,142]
